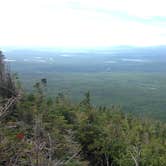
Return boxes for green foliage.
[19,72,166,121]
[0,81,166,165]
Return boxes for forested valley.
[0,50,166,166]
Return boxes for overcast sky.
[0,0,166,48]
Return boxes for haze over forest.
[1,0,166,120]
[1,0,166,165]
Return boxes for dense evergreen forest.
[0,51,166,166]
[6,47,166,121]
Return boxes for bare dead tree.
[0,51,21,120]
[129,145,141,166]
[0,50,17,99]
